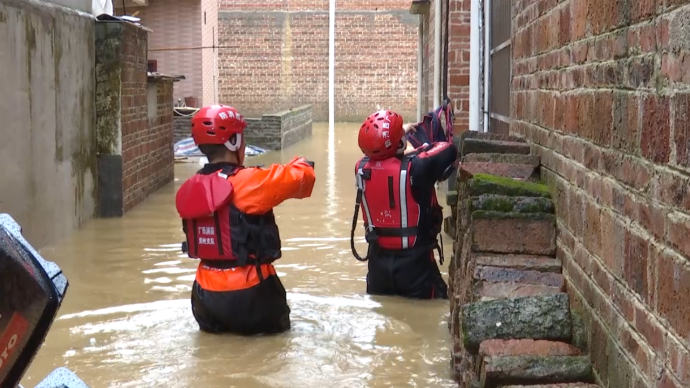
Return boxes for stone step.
[474,281,563,301]
[473,267,565,289]
[473,254,562,273]
[480,355,594,388]
[467,173,551,198]
[462,152,541,167]
[461,162,539,181]
[460,131,527,144]
[461,293,572,353]
[471,212,556,256]
[476,339,582,380]
[479,339,582,358]
[462,138,532,156]
[471,194,555,214]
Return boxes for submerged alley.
[1,0,689,388]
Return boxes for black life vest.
[350,155,443,262]
[175,165,281,267]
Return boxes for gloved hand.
[295,156,315,168]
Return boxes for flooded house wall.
[95,21,175,217]
[0,0,96,249]
[217,0,419,123]
[511,1,690,387]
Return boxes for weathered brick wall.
[217,0,418,122]
[127,80,175,210]
[120,24,151,212]
[448,0,470,133]
[422,0,471,133]
[511,1,690,387]
[244,105,313,150]
[173,111,194,144]
[95,21,175,217]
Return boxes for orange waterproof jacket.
[191,156,316,292]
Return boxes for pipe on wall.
[483,0,491,133]
[469,0,480,132]
[433,0,441,108]
[417,16,424,122]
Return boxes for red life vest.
[175,165,281,266]
[353,156,432,251]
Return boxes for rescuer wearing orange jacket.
[175,105,316,335]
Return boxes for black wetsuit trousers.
[365,246,448,299]
[190,274,291,335]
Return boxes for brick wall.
[447,0,470,133]
[217,0,418,122]
[422,0,471,133]
[244,105,313,150]
[511,1,690,387]
[173,112,194,144]
[128,0,203,105]
[123,80,175,212]
[95,21,175,217]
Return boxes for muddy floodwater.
[22,123,456,388]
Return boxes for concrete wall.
[95,21,175,217]
[511,1,690,388]
[217,0,418,122]
[244,105,313,150]
[42,0,91,13]
[0,0,96,249]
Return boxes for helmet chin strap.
[224,134,242,152]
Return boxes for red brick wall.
[119,25,175,213]
[511,1,690,387]
[447,0,470,133]
[424,0,471,133]
[217,0,418,122]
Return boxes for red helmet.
[191,105,246,146]
[358,110,405,160]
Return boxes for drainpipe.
[417,16,424,122]
[483,0,491,133]
[469,0,480,131]
[328,0,335,128]
[433,0,441,108]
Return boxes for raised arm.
[409,142,459,189]
[230,156,316,214]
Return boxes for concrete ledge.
[245,105,313,150]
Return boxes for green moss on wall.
[469,173,551,198]
[471,210,557,222]
[94,23,123,156]
[470,194,555,214]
